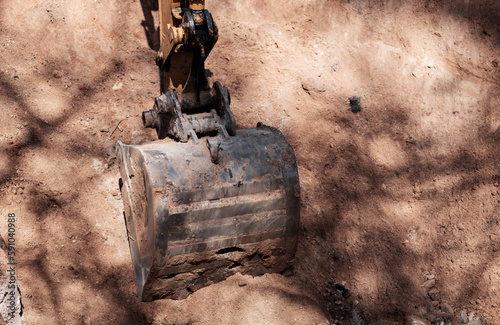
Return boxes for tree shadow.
[139,0,160,51]
[2,0,500,324]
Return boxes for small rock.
[331,290,342,300]
[439,302,453,314]
[78,83,89,91]
[110,190,119,197]
[405,315,430,325]
[11,187,18,195]
[112,82,123,90]
[334,300,342,305]
[238,280,247,287]
[469,318,482,325]
[335,283,346,291]
[431,301,439,307]
[349,96,362,113]
[459,309,467,323]
[53,71,63,79]
[422,279,436,289]
[301,77,326,93]
[428,288,440,301]
[426,274,435,280]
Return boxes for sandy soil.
[0,0,499,324]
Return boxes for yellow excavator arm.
[157,0,217,93]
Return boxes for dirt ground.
[0,0,499,324]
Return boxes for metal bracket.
[142,82,236,143]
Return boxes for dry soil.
[0,0,500,324]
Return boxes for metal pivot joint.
[142,81,235,144]
[144,1,231,145]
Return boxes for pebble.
[422,279,435,289]
[112,82,123,90]
[238,280,247,287]
[110,190,119,196]
[78,83,89,91]
[428,288,440,301]
[405,316,430,325]
[334,283,351,298]
[459,309,468,323]
[426,274,435,280]
[439,302,453,314]
[301,77,326,93]
[349,96,362,113]
[335,283,346,291]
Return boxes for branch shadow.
[139,0,160,51]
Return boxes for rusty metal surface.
[117,125,300,301]
[142,81,235,142]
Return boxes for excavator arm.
[117,0,301,301]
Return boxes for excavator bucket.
[117,0,300,301]
[117,125,299,301]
